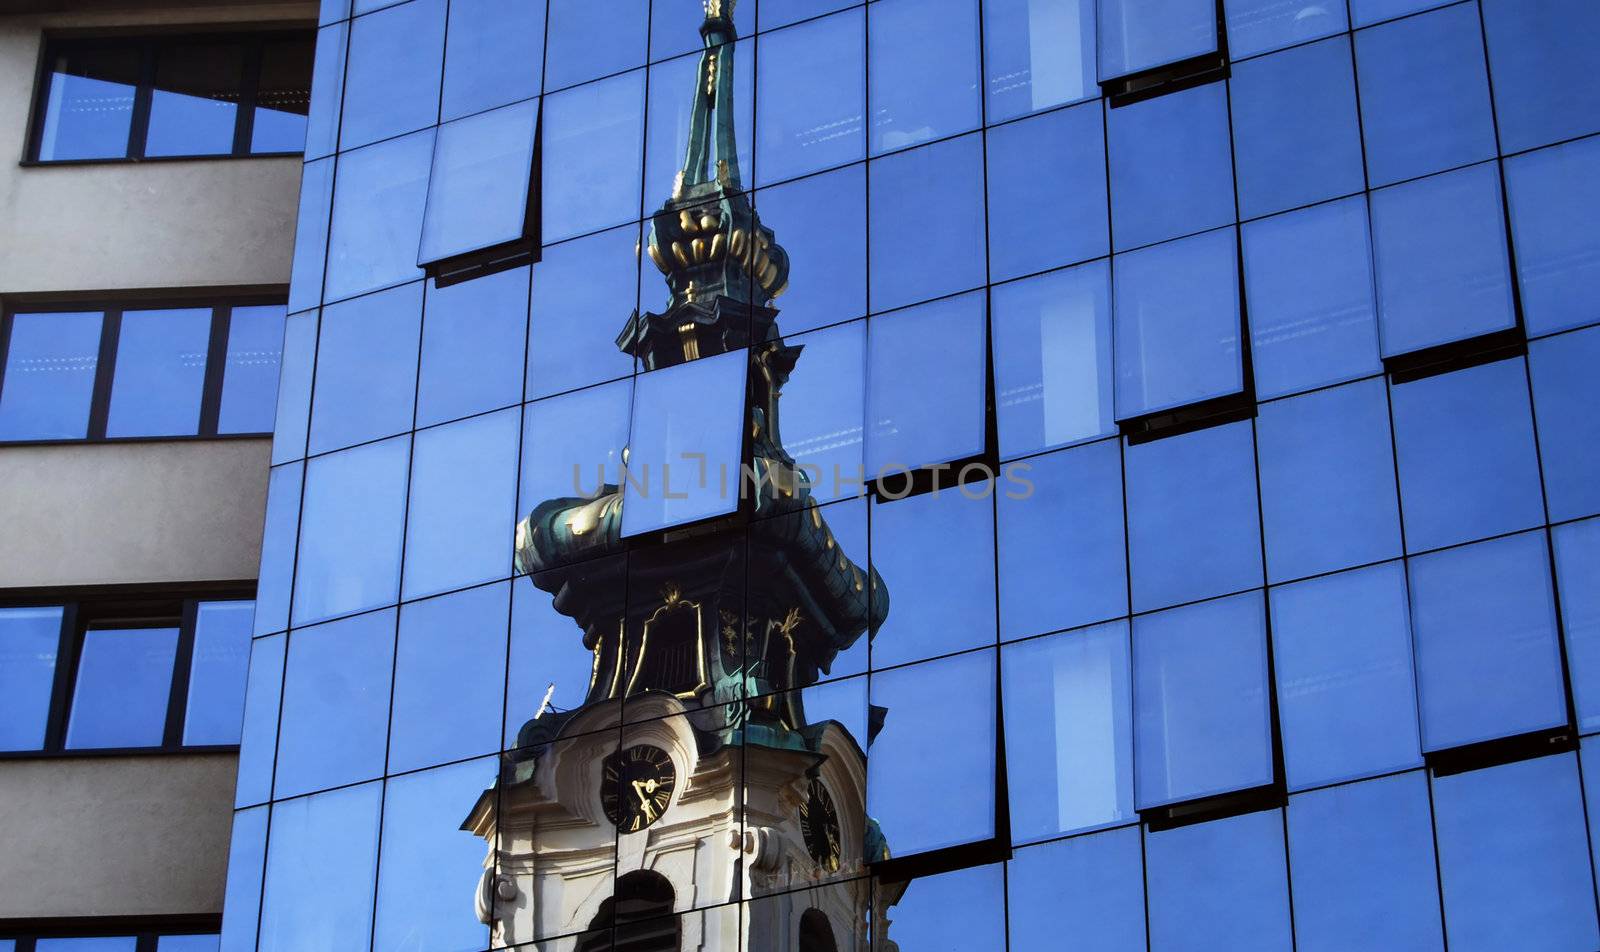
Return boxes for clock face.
[601,744,677,833]
[798,777,841,871]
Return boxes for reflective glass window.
[1270,562,1422,789]
[338,0,444,150]
[1354,3,1496,187]
[985,102,1108,283]
[884,864,1005,951]
[309,282,421,455]
[105,307,211,438]
[774,320,864,505]
[865,291,986,476]
[1098,0,1219,79]
[183,600,254,746]
[1433,753,1600,952]
[1112,227,1243,420]
[34,43,140,160]
[217,305,286,435]
[621,350,747,537]
[250,37,311,154]
[870,489,995,668]
[440,0,543,120]
[1555,518,1600,733]
[868,134,986,312]
[1410,530,1566,752]
[1349,0,1451,26]
[1505,136,1600,337]
[36,940,136,952]
[1481,0,1600,154]
[219,805,267,952]
[390,583,507,774]
[1257,379,1401,583]
[644,41,752,207]
[1530,327,1600,522]
[156,937,218,952]
[1107,81,1234,252]
[754,9,865,186]
[544,0,647,91]
[293,436,410,626]
[868,0,981,155]
[1145,808,1293,950]
[267,305,313,460]
[997,439,1126,640]
[418,99,539,266]
[65,625,178,749]
[1372,163,1515,358]
[1230,36,1363,220]
[258,782,382,952]
[1390,358,1544,553]
[0,311,102,441]
[1003,621,1133,840]
[287,157,333,315]
[651,0,752,62]
[1125,419,1261,612]
[1224,0,1346,58]
[325,130,434,303]
[235,633,285,807]
[303,25,345,160]
[1287,772,1444,952]
[418,267,528,427]
[528,228,638,399]
[403,408,519,599]
[145,41,242,156]
[541,70,645,243]
[519,379,630,511]
[983,0,1096,122]
[868,649,997,856]
[752,165,865,336]
[1243,196,1380,399]
[506,556,626,743]
[255,463,302,637]
[992,260,1114,459]
[275,609,394,798]
[1007,827,1145,950]
[0,606,62,751]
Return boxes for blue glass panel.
[1003,621,1133,840]
[758,0,854,30]
[418,267,527,427]
[183,600,253,746]
[1410,531,1566,752]
[0,606,61,751]
[256,463,302,636]
[870,489,995,668]
[865,291,986,476]
[755,9,865,186]
[65,626,177,749]
[775,320,864,505]
[293,436,410,626]
[1125,419,1261,612]
[35,45,137,160]
[303,24,345,160]
[249,37,310,153]
[1354,3,1496,187]
[1257,379,1401,582]
[651,0,753,62]
[1270,563,1422,789]
[258,782,381,952]
[390,583,507,773]
[1224,0,1347,58]
[1433,753,1600,952]
[993,261,1114,460]
[235,633,284,807]
[985,102,1108,282]
[868,134,986,312]
[275,609,394,798]
[984,0,1096,122]
[1372,163,1515,357]
[1134,592,1273,807]
[868,0,981,154]
[506,557,625,742]
[1349,0,1451,26]
[1505,136,1600,337]
[0,311,101,441]
[1287,772,1444,952]
[309,282,421,455]
[621,350,748,536]
[106,307,211,438]
[1230,36,1364,220]
[287,158,333,315]
[145,42,241,157]
[403,409,519,599]
[1007,827,1145,951]
[1555,519,1600,733]
[997,440,1125,639]
[644,41,752,206]
[544,0,647,91]
[541,70,645,243]
[156,937,218,952]
[440,0,543,120]
[1112,227,1243,420]
[1145,808,1292,950]
[869,649,997,856]
[1243,197,1380,399]
[338,0,444,150]
[1390,358,1544,552]
[1098,0,1219,79]
[1482,0,1600,154]
[36,940,135,952]
[1107,81,1234,251]
[418,99,539,265]
[217,305,285,435]
[519,380,630,510]
[1530,327,1600,522]
[218,805,267,952]
[886,864,1005,951]
[374,758,495,952]
[528,227,638,399]
[325,130,433,303]
[752,165,865,336]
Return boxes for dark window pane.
[308,282,422,455]
[528,227,638,399]
[259,782,382,952]
[1007,827,1145,950]
[1505,136,1600,337]
[868,134,986,312]
[217,305,286,435]
[755,9,865,186]
[868,0,981,155]
[1555,518,1600,733]
[752,164,865,336]
[540,70,645,243]
[0,606,62,752]
[235,633,284,807]
[105,307,211,438]
[0,311,102,441]
[66,625,179,749]
[325,130,434,303]
[390,583,507,773]
[644,41,752,207]
[983,0,1096,122]
[145,42,242,157]
[403,408,519,599]
[183,600,254,746]
[870,488,995,668]
[339,0,445,150]
[985,101,1108,283]
[275,609,394,798]
[865,291,986,476]
[293,436,410,626]
[1223,0,1347,58]
[1098,0,1218,79]
[418,99,539,265]
[1145,808,1293,950]
[219,805,267,952]
[1530,327,1600,523]
[250,37,312,153]
[621,350,747,536]
[775,320,864,505]
[302,24,345,160]
[270,309,316,465]
[1481,0,1600,154]
[544,0,647,91]
[418,266,528,427]
[36,44,140,160]
[440,0,543,120]
[1107,81,1234,252]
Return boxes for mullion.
[234,36,264,157]
[163,599,200,749]
[87,309,122,440]
[199,306,232,436]
[126,42,157,160]
[43,603,83,753]
[0,309,14,410]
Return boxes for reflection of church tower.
[463,3,893,949]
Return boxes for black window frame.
[23,27,314,166]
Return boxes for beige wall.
[0,752,239,918]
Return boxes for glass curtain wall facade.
[229,0,1600,949]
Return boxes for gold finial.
[703,0,736,18]
[661,583,682,606]
[716,159,731,187]
[705,53,718,98]
[775,607,803,641]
